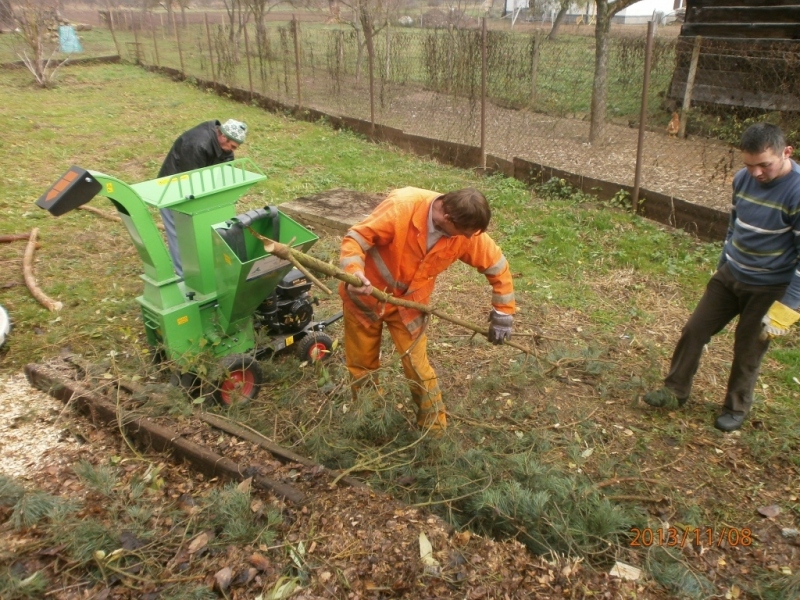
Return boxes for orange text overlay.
[629,527,752,548]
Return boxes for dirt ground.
[296,83,736,214]
[3,254,799,597]
[1,368,657,599]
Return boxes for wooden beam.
[685,0,800,8]
[680,23,800,38]
[688,6,800,24]
[24,362,306,505]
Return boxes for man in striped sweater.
[644,123,800,432]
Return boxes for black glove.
[487,311,513,345]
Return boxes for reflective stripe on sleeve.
[492,291,516,305]
[480,255,508,276]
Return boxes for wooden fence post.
[679,36,702,139]
[530,32,541,107]
[480,16,487,170]
[132,16,141,64]
[205,13,216,83]
[105,1,122,57]
[152,26,160,67]
[292,16,303,111]
[175,17,186,77]
[632,21,655,213]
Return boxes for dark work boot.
[642,387,688,409]
[714,413,745,432]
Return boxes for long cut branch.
[250,230,533,355]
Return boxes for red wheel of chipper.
[296,333,334,363]
[214,354,264,406]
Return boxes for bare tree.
[244,0,286,54]
[547,0,568,40]
[0,0,14,27]
[11,0,69,87]
[589,0,639,143]
[338,0,402,81]
[222,0,252,64]
[159,0,176,33]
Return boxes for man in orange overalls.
[339,187,515,433]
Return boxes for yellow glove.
[761,301,800,338]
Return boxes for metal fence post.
[632,20,655,213]
[244,23,254,99]
[205,13,216,83]
[679,36,702,139]
[480,16,487,170]
[292,16,303,111]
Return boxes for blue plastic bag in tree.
[59,26,82,53]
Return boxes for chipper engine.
[36,159,341,405]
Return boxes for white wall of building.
[616,0,682,23]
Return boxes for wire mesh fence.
[10,9,800,219]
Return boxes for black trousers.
[664,264,787,416]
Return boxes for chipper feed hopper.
[36,159,340,404]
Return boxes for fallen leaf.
[609,561,641,581]
[237,477,253,493]
[419,532,434,564]
[232,567,257,586]
[453,530,472,546]
[213,567,232,592]
[187,532,208,555]
[249,552,270,571]
[757,505,781,518]
[419,531,440,574]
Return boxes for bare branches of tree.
[589,0,640,143]
[11,0,69,87]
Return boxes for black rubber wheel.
[213,354,264,406]
[169,372,202,397]
[295,332,334,363]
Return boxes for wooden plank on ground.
[24,362,306,505]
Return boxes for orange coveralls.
[339,187,515,431]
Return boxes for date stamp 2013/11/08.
[630,527,752,548]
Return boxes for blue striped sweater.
[719,160,800,309]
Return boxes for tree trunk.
[354,27,363,84]
[548,5,568,40]
[588,2,611,144]
[165,0,174,34]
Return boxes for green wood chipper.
[36,159,341,404]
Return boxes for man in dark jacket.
[643,123,800,432]
[157,118,248,277]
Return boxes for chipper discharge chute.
[36,160,340,405]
